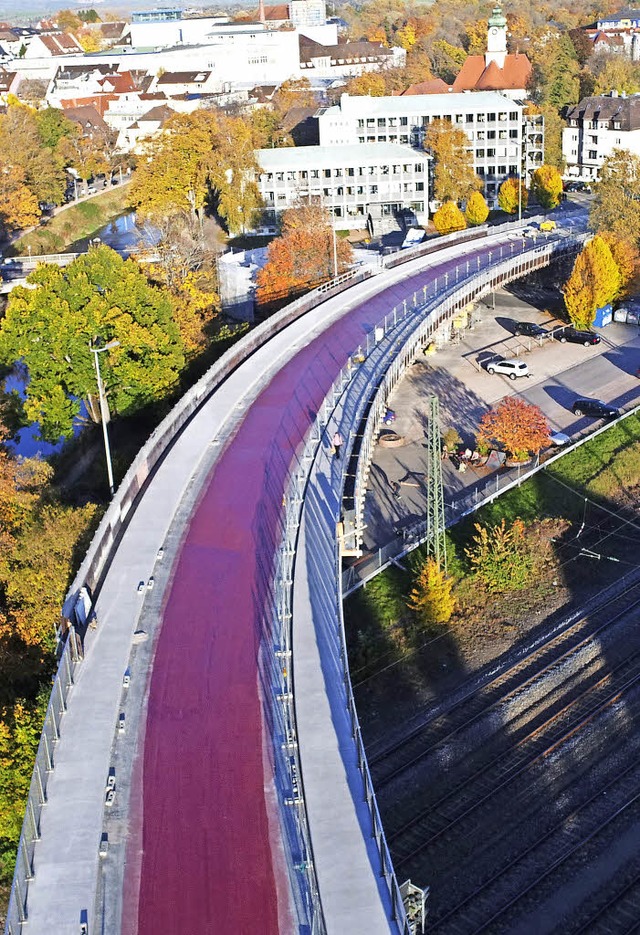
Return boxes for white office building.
[563,91,640,181]
[256,142,429,232]
[317,91,527,205]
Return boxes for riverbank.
[8,183,132,258]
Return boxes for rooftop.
[328,90,521,116]
[257,141,425,169]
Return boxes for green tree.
[539,104,565,170]
[430,39,467,83]
[407,557,455,625]
[425,118,480,204]
[35,107,76,150]
[530,164,563,210]
[465,191,489,226]
[590,150,640,246]
[465,519,534,593]
[433,201,466,235]
[498,177,528,215]
[0,246,185,441]
[533,34,580,109]
[563,235,620,328]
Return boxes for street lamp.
[89,338,120,497]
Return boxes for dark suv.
[556,327,601,346]
[515,321,548,338]
[572,398,619,419]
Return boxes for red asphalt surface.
[124,250,484,934]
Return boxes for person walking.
[332,431,344,458]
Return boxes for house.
[452,6,532,101]
[562,91,640,181]
[116,102,178,153]
[299,35,405,79]
[255,141,429,232]
[0,69,20,100]
[24,32,84,59]
[150,70,218,97]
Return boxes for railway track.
[371,580,640,792]
[366,577,640,932]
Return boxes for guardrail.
[4,215,553,934]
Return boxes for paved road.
[365,288,640,546]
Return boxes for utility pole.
[426,394,446,571]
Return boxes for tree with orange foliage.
[477,397,550,460]
[257,204,353,306]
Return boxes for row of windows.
[264,181,425,200]
[569,118,623,130]
[476,165,518,177]
[475,148,514,159]
[354,112,519,129]
[262,164,424,182]
[358,135,411,144]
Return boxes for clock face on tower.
[491,27,498,34]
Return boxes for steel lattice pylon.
[426,394,447,572]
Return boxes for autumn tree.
[600,232,639,298]
[592,57,640,96]
[530,164,563,210]
[430,39,467,83]
[425,119,480,204]
[477,397,550,459]
[590,150,640,246]
[135,213,221,357]
[531,33,580,109]
[563,235,621,328]
[0,162,40,235]
[498,177,528,215]
[129,111,262,235]
[407,557,455,625]
[0,246,185,441]
[465,519,534,593]
[272,78,318,115]
[345,72,387,96]
[0,102,68,206]
[256,203,353,306]
[433,201,466,235]
[464,191,489,226]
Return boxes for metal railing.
[4,217,554,934]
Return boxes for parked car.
[540,220,557,232]
[571,398,620,419]
[556,327,601,346]
[485,358,530,380]
[549,431,571,446]
[515,321,548,338]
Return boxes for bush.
[465,518,534,593]
[407,557,456,625]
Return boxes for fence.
[4,216,550,934]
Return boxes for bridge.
[4,212,588,935]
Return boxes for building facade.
[317,91,532,206]
[562,92,640,180]
[255,142,428,231]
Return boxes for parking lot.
[363,284,640,548]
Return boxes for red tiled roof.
[39,32,83,55]
[402,78,450,95]
[61,94,116,115]
[452,52,532,92]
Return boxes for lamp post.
[89,338,120,497]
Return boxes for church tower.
[486,5,508,68]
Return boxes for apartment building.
[256,142,428,231]
[563,92,640,181]
[317,92,537,206]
